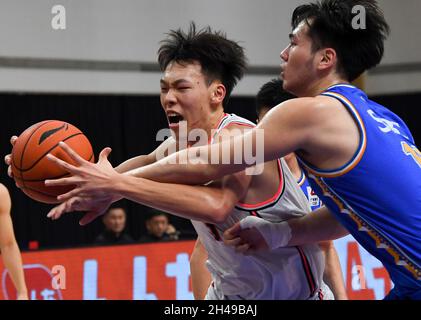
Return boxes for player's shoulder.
[0,183,9,198]
[0,184,11,213]
[275,96,348,132]
[279,96,344,114]
[223,121,254,131]
[224,114,255,127]
[216,114,255,137]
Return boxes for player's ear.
[211,82,226,105]
[318,47,336,71]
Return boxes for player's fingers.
[223,222,242,240]
[64,197,83,212]
[7,165,14,179]
[4,154,11,165]
[65,197,83,211]
[68,196,101,212]
[235,243,251,254]
[223,236,243,247]
[56,187,83,202]
[47,202,66,219]
[58,141,89,165]
[48,196,83,220]
[46,153,80,174]
[46,207,57,219]
[10,136,18,146]
[45,176,79,187]
[79,211,101,226]
[98,147,112,164]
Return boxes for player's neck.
[300,75,349,97]
[204,108,226,141]
[186,108,225,147]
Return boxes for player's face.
[160,61,214,139]
[280,21,319,97]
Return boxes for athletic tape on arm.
[239,216,292,250]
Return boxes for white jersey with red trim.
[191,113,326,300]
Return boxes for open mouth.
[167,113,184,124]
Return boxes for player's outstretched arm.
[4,133,172,181]
[46,138,177,225]
[45,127,251,225]
[223,206,349,254]
[126,98,316,185]
[47,154,247,224]
[115,137,175,173]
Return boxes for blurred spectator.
[139,211,180,243]
[94,207,134,245]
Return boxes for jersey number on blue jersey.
[401,141,421,168]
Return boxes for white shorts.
[205,281,335,300]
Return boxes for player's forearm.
[115,155,152,174]
[287,207,349,246]
[125,149,215,184]
[319,241,348,300]
[238,207,349,250]
[1,243,27,297]
[114,175,232,223]
[126,140,246,185]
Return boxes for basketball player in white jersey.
[6,23,338,299]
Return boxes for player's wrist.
[239,216,292,250]
[111,173,147,202]
[106,173,128,200]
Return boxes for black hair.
[104,202,127,216]
[158,22,247,106]
[292,0,390,81]
[146,209,168,221]
[256,78,296,114]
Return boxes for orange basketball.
[11,120,94,204]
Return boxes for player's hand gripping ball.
[11,120,94,203]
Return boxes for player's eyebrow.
[160,78,191,86]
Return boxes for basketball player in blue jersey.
[16,0,420,299]
[256,78,347,299]
[107,0,417,299]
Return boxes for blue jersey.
[297,171,322,211]
[296,84,421,298]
